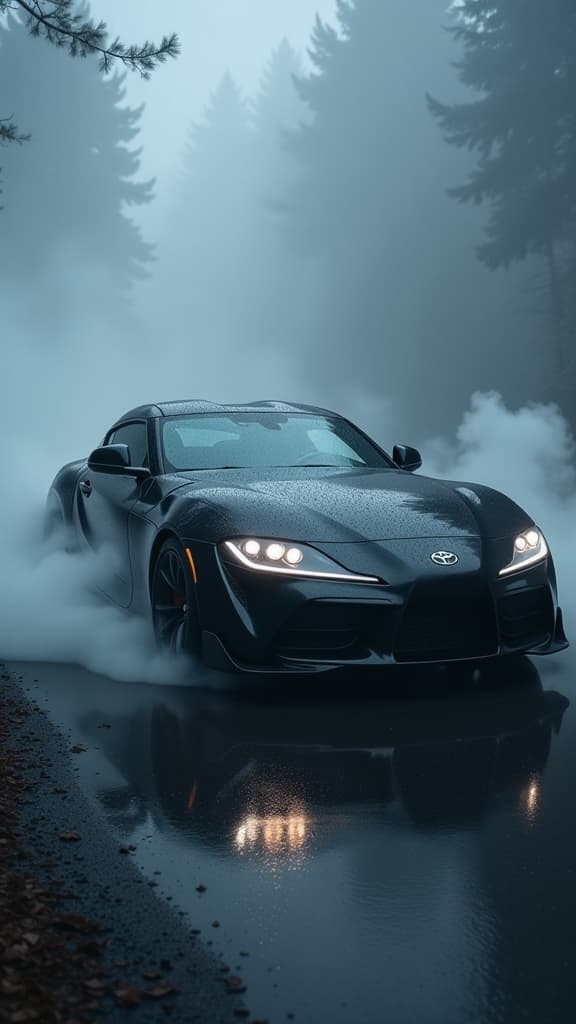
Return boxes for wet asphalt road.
[8,652,576,1024]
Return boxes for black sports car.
[45,400,568,674]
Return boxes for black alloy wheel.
[151,539,201,656]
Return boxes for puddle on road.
[11,657,575,1024]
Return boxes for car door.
[77,420,150,607]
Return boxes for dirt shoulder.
[0,664,248,1024]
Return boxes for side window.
[108,422,149,468]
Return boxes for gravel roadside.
[0,664,251,1024]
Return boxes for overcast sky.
[97,0,337,182]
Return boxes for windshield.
[161,413,392,472]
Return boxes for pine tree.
[428,0,576,404]
[0,0,178,144]
[146,74,255,345]
[178,72,252,204]
[283,0,539,433]
[251,38,309,225]
[241,39,311,346]
[0,12,153,328]
[252,38,307,144]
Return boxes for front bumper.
[187,538,569,675]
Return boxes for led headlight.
[222,538,380,583]
[499,528,548,577]
[265,543,286,561]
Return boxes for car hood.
[164,467,530,542]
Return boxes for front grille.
[498,588,553,646]
[394,584,498,662]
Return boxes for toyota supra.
[44,400,569,674]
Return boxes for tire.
[151,538,202,657]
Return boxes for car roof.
[112,399,340,427]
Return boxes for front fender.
[46,460,86,528]
[446,480,534,538]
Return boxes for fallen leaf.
[0,980,25,995]
[114,986,141,1008]
[83,977,108,993]
[144,985,178,999]
[2,944,29,962]
[225,976,247,994]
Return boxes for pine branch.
[0,117,30,145]
[10,1,180,78]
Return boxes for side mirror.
[393,444,422,473]
[88,444,150,479]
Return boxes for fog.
[0,0,573,680]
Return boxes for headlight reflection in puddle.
[521,776,541,821]
[234,812,310,858]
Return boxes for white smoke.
[0,436,187,683]
[424,392,576,622]
[0,306,304,687]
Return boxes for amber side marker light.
[185,547,198,584]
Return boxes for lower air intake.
[498,588,553,646]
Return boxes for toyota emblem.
[431,551,459,566]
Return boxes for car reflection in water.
[78,658,568,862]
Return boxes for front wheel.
[151,539,201,657]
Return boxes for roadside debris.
[0,688,112,1022]
[1,666,248,1023]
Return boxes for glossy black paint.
[88,443,150,479]
[46,400,569,672]
[392,444,423,472]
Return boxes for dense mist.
[0,0,574,679]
